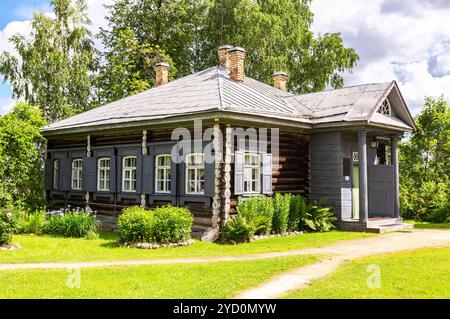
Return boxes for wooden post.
[212,124,223,228]
[85,135,91,208]
[223,125,232,224]
[358,130,369,222]
[141,130,148,208]
[391,134,400,218]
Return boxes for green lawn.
[284,247,450,299]
[405,220,450,229]
[0,255,315,298]
[0,231,373,264]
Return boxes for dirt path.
[0,229,449,278]
[236,229,450,299]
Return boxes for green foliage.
[399,96,450,223]
[100,0,358,96]
[303,205,336,232]
[149,206,193,244]
[0,0,95,122]
[43,209,97,238]
[272,193,290,234]
[0,209,17,245]
[0,103,47,210]
[287,194,308,231]
[118,206,193,244]
[237,196,274,235]
[15,211,47,235]
[221,216,256,243]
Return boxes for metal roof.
[43,66,415,133]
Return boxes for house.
[42,46,416,240]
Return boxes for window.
[155,155,171,193]
[375,143,391,165]
[98,158,111,191]
[122,156,137,192]
[378,99,391,116]
[186,153,205,194]
[53,159,59,190]
[244,153,261,194]
[71,159,83,190]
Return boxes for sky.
[0,0,449,115]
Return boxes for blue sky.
[0,0,449,115]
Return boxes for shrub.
[304,205,336,232]
[118,206,193,244]
[400,181,448,222]
[0,209,17,245]
[118,206,153,243]
[221,216,256,243]
[272,193,290,234]
[44,208,97,238]
[15,210,47,235]
[237,196,274,235]
[148,206,193,244]
[287,195,308,232]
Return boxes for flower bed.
[122,239,195,250]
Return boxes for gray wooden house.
[42,46,416,240]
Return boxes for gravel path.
[236,229,450,299]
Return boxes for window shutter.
[234,151,244,195]
[142,155,154,194]
[204,160,215,197]
[136,154,143,194]
[59,158,71,191]
[170,160,178,195]
[110,156,117,193]
[44,159,53,191]
[262,153,273,195]
[84,157,97,192]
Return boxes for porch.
[339,217,414,233]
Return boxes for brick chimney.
[272,71,289,92]
[218,45,232,70]
[229,47,246,82]
[155,62,170,86]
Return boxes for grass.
[0,231,374,264]
[405,220,450,229]
[0,255,316,299]
[283,247,450,299]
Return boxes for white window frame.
[71,159,83,191]
[97,158,111,192]
[122,156,137,192]
[53,159,59,190]
[378,99,392,116]
[244,153,261,194]
[155,154,172,194]
[185,153,205,195]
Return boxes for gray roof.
[43,66,415,133]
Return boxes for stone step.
[367,223,414,234]
[366,218,403,227]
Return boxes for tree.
[0,103,47,210]
[0,0,95,122]
[98,0,358,98]
[399,96,450,222]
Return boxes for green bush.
[15,211,47,235]
[149,206,193,244]
[118,206,153,243]
[288,195,308,232]
[44,209,97,238]
[221,216,256,243]
[304,204,336,232]
[272,193,290,234]
[0,209,17,245]
[400,181,448,222]
[118,206,193,244]
[237,196,274,235]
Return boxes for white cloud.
[312,0,450,115]
[0,96,15,115]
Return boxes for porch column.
[85,135,91,208]
[141,130,148,208]
[391,134,400,218]
[358,130,369,222]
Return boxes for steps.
[340,218,415,233]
